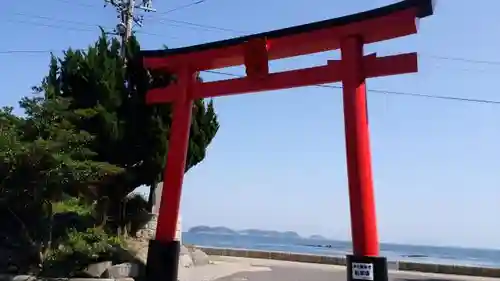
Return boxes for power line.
[424,54,500,66]
[20,0,500,68]
[0,49,56,54]
[0,44,496,105]
[56,0,208,15]
[3,0,499,107]
[0,49,497,105]
[1,44,500,78]
[0,22,499,74]
[149,17,244,34]
[9,10,241,36]
[1,29,499,71]
[5,14,175,39]
[158,0,209,15]
[52,0,95,8]
[5,6,500,67]
[5,2,500,71]
[204,70,500,105]
[51,0,212,19]
[6,19,100,33]
[45,0,242,34]
[11,12,101,28]
[38,1,500,65]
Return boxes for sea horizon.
[182,232,500,268]
[182,226,499,252]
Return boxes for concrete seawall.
[195,246,500,278]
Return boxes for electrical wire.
[204,70,500,105]
[45,0,245,34]
[4,5,500,68]
[2,13,500,75]
[3,1,500,105]
[6,19,99,33]
[149,17,244,34]
[159,0,209,15]
[51,0,218,21]
[6,12,177,38]
[1,49,499,106]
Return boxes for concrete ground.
[179,256,500,281]
[177,256,271,281]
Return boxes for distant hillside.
[187,226,301,239]
[187,226,237,235]
[238,229,301,239]
[309,234,327,240]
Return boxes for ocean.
[183,232,500,268]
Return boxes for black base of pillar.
[146,240,180,281]
[346,255,388,281]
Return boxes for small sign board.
[352,262,374,281]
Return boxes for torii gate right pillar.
[341,35,387,281]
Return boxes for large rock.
[124,240,211,270]
[82,261,112,278]
[179,245,194,268]
[0,275,37,281]
[179,245,190,256]
[104,263,140,278]
[179,254,193,269]
[178,245,194,268]
[189,249,210,266]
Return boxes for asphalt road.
[213,265,497,281]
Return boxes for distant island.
[309,234,327,240]
[187,226,237,235]
[187,225,302,239]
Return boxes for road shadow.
[214,266,473,281]
[391,277,457,281]
[214,266,342,281]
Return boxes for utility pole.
[122,0,134,56]
[104,0,156,57]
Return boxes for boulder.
[123,239,211,270]
[179,245,190,255]
[104,263,140,278]
[178,254,193,268]
[82,261,112,278]
[189,249,210,267]
[0,275,37,281]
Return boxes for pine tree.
[0,98,123,268]
[34,33,219,234]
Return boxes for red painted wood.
[143,9,418,72]
[145,0,432,264]
[145,53,417,103]
[341,36,379,257]
[244,38,269,78]
[154,68,195,242]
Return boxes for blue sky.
[2,0,500,249]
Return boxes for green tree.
[34,33,219,234]
[0,98,123,271]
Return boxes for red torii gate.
[141,1,434,281]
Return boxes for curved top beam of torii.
[141,0,434,72]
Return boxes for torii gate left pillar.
[141,1,434,281]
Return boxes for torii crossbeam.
[141,1,434,281]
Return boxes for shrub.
[41,227,124,277]
[53,198,93,216]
